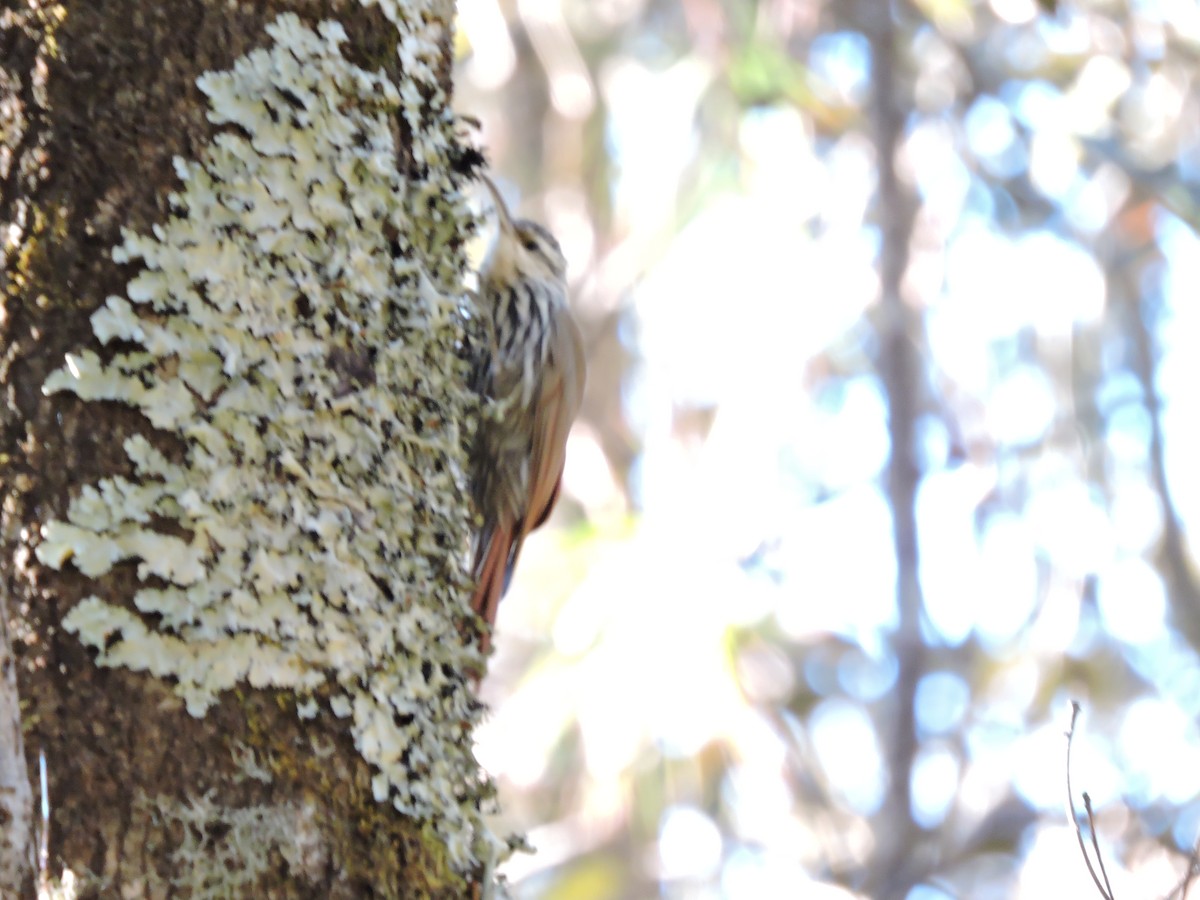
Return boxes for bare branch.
[1160,838,1200,900]
[1065,702,1115,900]
[864,1,925,891]
[1083,793,1115,899]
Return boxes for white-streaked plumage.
[469,177,586,651]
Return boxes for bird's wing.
[470,309,585,642]
[513,311,587,556]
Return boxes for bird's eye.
[521,238,538,251]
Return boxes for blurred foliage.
[457,0,1200,897]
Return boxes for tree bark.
[1,2,492,896]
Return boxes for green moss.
[5,204,70,302]
[33,2,68,60]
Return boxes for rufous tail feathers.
[470,469,565,652]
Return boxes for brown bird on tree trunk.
[469,176,586,652]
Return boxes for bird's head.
[480,176,567,284]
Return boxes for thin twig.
[1084,793,1116,899]
[1162,838,1200,900]
[1066,701,1115,899]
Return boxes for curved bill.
[480,174,516,234]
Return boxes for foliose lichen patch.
[34,11,491,870]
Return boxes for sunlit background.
[455,0,1200,897]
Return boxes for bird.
[469,176,586,653]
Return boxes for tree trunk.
[1,2,493,896]
[864,1,926,896]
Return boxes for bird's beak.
[480,174,515,235]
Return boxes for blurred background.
[453,0,1200,897]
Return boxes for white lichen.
[36,11,491,870]
[146,791,325,897]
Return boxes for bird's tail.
[471,524,513,653]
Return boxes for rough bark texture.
[0,2,481,896]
